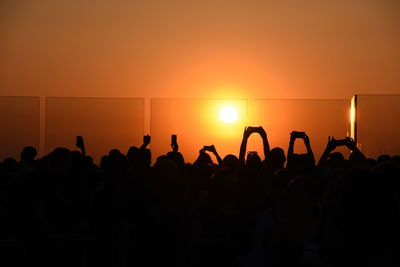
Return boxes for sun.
[219,106,238,123]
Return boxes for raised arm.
[140,135,151,150]
[287,131,315,167]
[256,126,271,162]
[239,127,252,165]
[302,133,315,166]
[345,137,366,161]
[171,134,179,152]
[76,136,86,156]
[200,145,223,165]
[318,136,337,166]
[209,145,223,166]
[287,131,296,161]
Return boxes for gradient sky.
[1,0,399,99]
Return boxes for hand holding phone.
[171,134,178,152]
[256,126,267,139]
[203,145,216,153]
[76,136,84,148]
[334,138,347,146]
[143,135,151,147]
[345,137,357,151]
[291,131,305,140]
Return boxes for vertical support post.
[350,94,358,144]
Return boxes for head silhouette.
[20,146,37,161]
[246,151,262,169]
[222,154,239,170]
[271,147,286,169]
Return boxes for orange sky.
[0,0,399,99]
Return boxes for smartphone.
[292,131,305,138]
[203,145,213,151]
[335,139,347,146]
[143,135,151,144]
[76,136,83,147]
[297,131,306,138]
[248,126,257,133]
[171,134,177,146]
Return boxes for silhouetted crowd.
[0,127,399,267]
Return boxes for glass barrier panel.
[0,96,40,161]
[150,99,248,163]
[355,95,400,158]
[46,97,144,163]
[251,99,350,160]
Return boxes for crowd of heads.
[0,128,399,267]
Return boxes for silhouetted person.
[0,128,399,267]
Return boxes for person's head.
[50,147,72,167]
[107,149,128,175]
[109,148,122,158]
[270,147,286,169]
[349,151,368,168]
[221,154,239,170]
[377,154,391,163]
[194,151,212,167]
[20,146,37,161]
[126,146,139,162]
[246,151,262,169]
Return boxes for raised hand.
[143,135,151,147]
[243,127,253,139]
[209,144,217,153]
[303,133,310,146]
[76,136,84,149]
[345,137,358,151]
[201,144,222,165]
[171,143,179,152]
[171,134,179,152]
[290,131,296,142]
[326,136,337,152]
[202,145,214,153]
[257,126,267,140]
[76,136,86,156]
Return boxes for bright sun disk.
[219,106,238,123]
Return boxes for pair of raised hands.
[243,126,267,140]
[200,144,217,154]
[326,136,357,152]
[290,131,310,146]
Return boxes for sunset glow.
[219,106,238,124]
